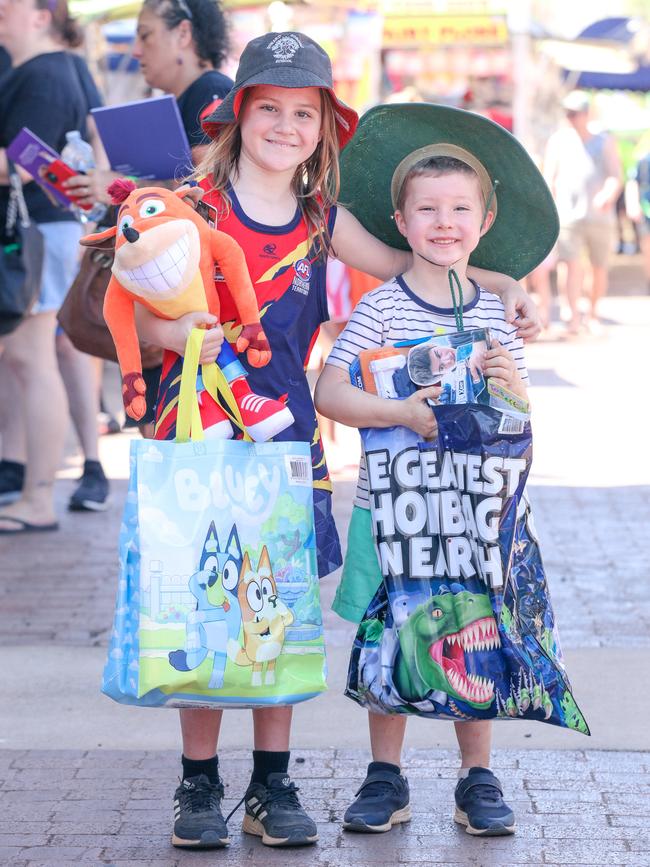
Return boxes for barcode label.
[498,413,526,435]
[285,455,311,486]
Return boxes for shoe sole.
[242,813,318,846]
[454,807,515,836]
[246,407,295,443]
[68,498,110,512]
[343,804,412,833]
[171,832,230,848]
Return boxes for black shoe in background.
[68,459,109,512]
[0,460,25,506]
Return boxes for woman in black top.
[66,0,234,436]
[0,0,107,533]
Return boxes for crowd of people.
[0,0,641,854]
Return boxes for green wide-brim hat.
[339,103,559,280]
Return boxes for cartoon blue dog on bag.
[169,522,242,689]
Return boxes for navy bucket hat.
[202,31,359,149]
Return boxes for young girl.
[136,30,540,850]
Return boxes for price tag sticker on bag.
[285,454,311,486]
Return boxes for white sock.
[457,766,490,779]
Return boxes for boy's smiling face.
[394,171,494,270]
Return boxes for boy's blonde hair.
[194,90,341,259]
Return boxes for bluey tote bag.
[102,329,326,708]
[346,404,589,734]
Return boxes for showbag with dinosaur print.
[102,331,325,708]
[346,404,589,733]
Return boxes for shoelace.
[179,779,225,813]
[464,783,501,803]
[356,778,402,799]
[225,781,302,823]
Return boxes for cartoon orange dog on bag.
[80,180,294,442]
[227,546,293,687]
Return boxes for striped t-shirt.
[325,275,528,508]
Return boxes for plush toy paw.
[122,372,147,420]
[236,323,272,368]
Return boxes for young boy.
[315,106,558,837]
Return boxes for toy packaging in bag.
[102,331,326,708]
[350,329,530,434]
[346,335,589,733]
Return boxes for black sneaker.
[343,765,411,833]
[0,460,24,506]
[454,767,515,836]
[68,460,109,511]
[241,772,318,846]
[172,774,229,849]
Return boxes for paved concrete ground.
[1,258,649,865]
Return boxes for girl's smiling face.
[238,85,323,175]
[395,171,494,268]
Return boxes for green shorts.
[332,505,382,624]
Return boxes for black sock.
[182,754,220,784]
[251,750,290,785]
[368,760,401,777]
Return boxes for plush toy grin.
[121,234,191,294]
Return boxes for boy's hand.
[402,386,442,438]
[483,340,520,391]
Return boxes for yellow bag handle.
[175,329,205,443]
[176,328,252,443]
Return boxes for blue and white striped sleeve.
[325,289,386,371]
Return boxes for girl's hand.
[63,168,121,206]
[175,312,224,363]
[401,386,442,438]
[483,340,522,393]
[500,283,542,341]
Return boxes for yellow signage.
[383,15,508,46]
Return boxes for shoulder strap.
[5,160,31,234]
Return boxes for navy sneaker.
[454,767,515,836]
[241,772,318,846]
[343,765,411,833]
[172,774,229,848]
[68,460,109,512]
[0,460,24,506]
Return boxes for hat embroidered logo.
[267,34,302,63]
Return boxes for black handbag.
[0,163,44,336]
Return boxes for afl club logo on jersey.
[291,258,312,295]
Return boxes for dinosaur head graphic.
[395,584,501,709]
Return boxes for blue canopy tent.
[573,17,650,91]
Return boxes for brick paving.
[1,748,649,866]
[1,287,650,865]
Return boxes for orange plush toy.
[80,180,294,442]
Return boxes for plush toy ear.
[175,185,203,209]
[80,225,117,250]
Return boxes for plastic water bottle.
[60,130,107,224]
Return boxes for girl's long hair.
[194,90,341,260]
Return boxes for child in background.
[136,32,540,850]
[315,105,557,837]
